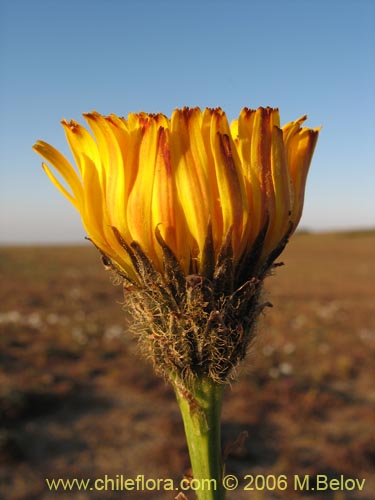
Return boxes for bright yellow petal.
[230,118,239,138]
[171,107,210,260]
[262,125,292,255]
[108,114,144,202]
[33,140,83,207]
[200,109,224,250]
[210,109,248,259]
[287,126,319,225]
[126,118,159,263]
[41,163,77,208]
[83,113,129,236]
[151,127,189,272]
[250,108,274,233]
[282,115,307,144]
[61,119,101,181]
[232,109,261,246]
[61,118,136,273]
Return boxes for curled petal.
[33,141,83,209]
[285,125,320,227]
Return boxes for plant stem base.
[174,377,226,500]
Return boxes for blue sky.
[0,0,374,243]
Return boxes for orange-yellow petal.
[151,127,189,272]
[171,107,210,260]
[210,109,248,258]
[126,118,160,263]
[32,140,83,209]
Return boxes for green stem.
[173,377,226,500]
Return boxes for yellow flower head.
[33,107,319,283]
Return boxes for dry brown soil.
[1,232,374,499]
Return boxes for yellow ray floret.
[33,107,319,281]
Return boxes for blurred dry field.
[0,231,374,500]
